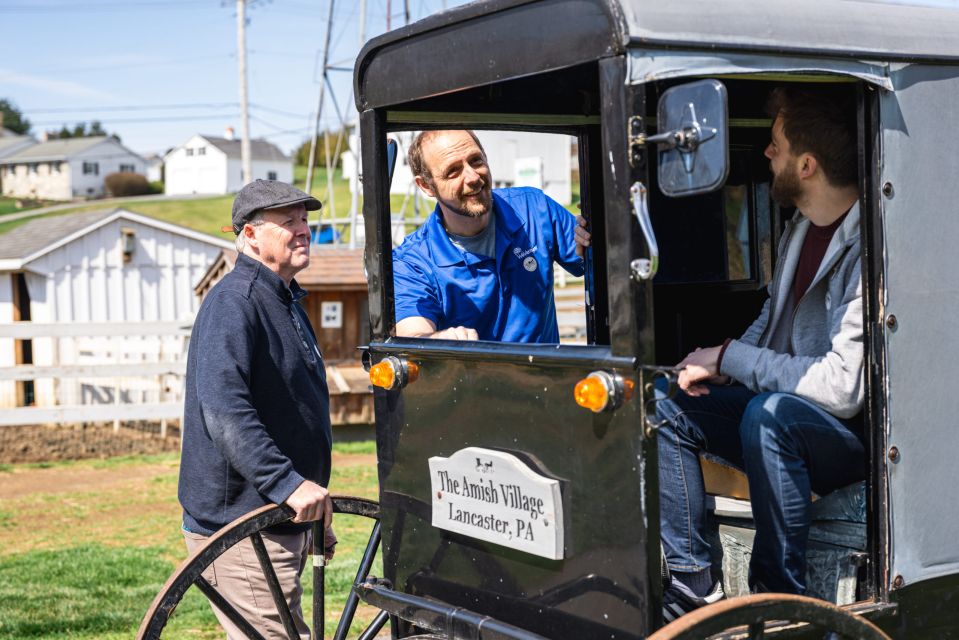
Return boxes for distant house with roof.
[0,136,146,200]
[0,132,35,161]
[164,129,293,196]
[0,209,231,411]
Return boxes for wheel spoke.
[138,499,382,640]
[355,610,390,640]
[333,521,382,640]
[313,521,326,640]
[249,531,301,640]
[195,575,270,640]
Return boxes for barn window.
[121,227,136,263]
[268,171,277,180]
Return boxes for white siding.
[227,157,294,192]
[165,136,292,195]
[0,276,15,406]
[1,161,71,200]
[68,141,146,198]
[1,214,227,408]
[164,135,229,195]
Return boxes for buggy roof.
[355,0,959,110]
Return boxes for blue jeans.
[656,383,865,594]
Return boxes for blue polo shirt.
[393,187,584,343]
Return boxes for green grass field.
[0,167,433,239]
[0,165,579,240]
[0,442,379,639]
[0,197,51,217]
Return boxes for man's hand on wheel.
[285,480,333,530]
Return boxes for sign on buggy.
[429,447,565,560]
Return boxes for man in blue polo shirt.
[393,129,589,342]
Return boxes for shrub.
[104,172,150,197]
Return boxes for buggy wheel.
[648,593,891,640]
[137,496,384,640]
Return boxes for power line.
[0,1,217,12]
[31,114,241,126]
[23,103,240,114]
[0,54,235,79]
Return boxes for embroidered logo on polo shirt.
[513,245,538,259]
[523,256,538,271]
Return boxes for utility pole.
[236,0,252,185]
[305,0,336,205]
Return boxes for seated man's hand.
[677,346,729,396]
[574,215,591,258]
[396,316,478,340]
[285,480,333,530]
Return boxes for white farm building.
[0,209,232,421]
[164,133,293,196]
[0,136,146,200]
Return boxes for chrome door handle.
[630,181,659,280]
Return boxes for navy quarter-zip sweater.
[179,253,332,535]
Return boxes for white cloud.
[0,68,116,100]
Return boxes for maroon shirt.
[718,211,848,375]
[793,212,847,305]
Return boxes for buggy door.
[360,57,658,639]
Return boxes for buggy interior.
[384,68,876,612]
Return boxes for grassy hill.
[0,167,432,240]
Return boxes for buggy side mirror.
[650,79,729,197]
[386,138,398,184]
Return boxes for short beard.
[771,165,801,208]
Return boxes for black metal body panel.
[858,84,888,604]
[360,109,392,341]
[371,342,649,639]
[354,0,623,111]
[884,573,959,639]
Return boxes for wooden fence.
[0,321,373,432]
[0,321,190,432]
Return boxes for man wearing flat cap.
[179,180,335,639]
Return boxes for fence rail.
[0,402,182,427]
[1,321,189,431]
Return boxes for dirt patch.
[0,423,181,464]
[0,462,176,500]
[0,450,377,558]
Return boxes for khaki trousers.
[183,528,312,640]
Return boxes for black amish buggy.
[139,0,959,638]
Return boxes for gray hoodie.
[720,203,863,419]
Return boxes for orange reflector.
[369,360,397,389]
[574,375,609,413]
[406,360,420,384]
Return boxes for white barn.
[164,133,293,196]
[0,209,232,413]
[0,136,146,200]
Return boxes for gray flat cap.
[231,179,322,233]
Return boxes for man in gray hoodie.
[658,87,864,620]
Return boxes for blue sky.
[0,0,466,156]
